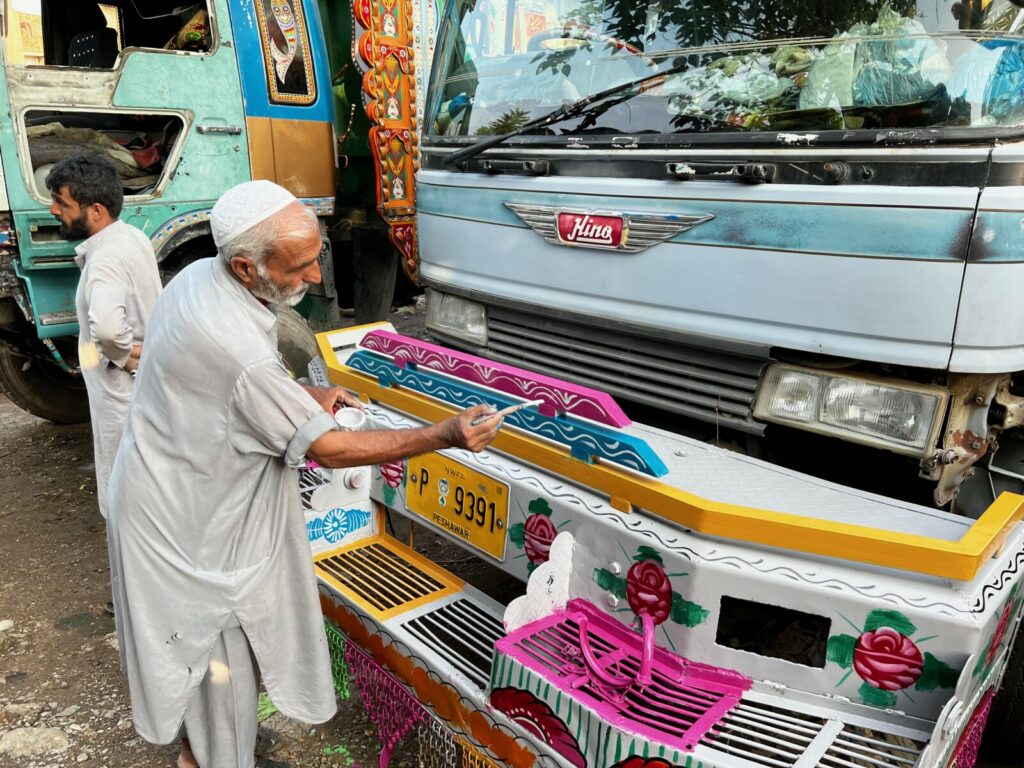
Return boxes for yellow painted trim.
[317,339,1024,582]
[314,534,463,621]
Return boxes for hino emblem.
[558,213,624,247]
[505,203,714,253]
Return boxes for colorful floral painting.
[509,498,567,573]
[490,687,586,768]
[593,545,709,652]
[972,581,1022,680]
[826,609,960,708]
[378,460,405,507]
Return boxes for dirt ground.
[0,303,480,768]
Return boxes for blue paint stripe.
[970,210,1024,262]
[417,182,970,262]
[347,350,669,476]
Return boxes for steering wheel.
[526,27,658,76]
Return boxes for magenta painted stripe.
[359,330,631,427]
[496,599,751,752]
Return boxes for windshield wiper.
[444,61,691,167]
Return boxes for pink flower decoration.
[523,514,557,565]
[626,559,673,625]
[379,460,404,488]
[853,627,924,691]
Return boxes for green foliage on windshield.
[428,0,1024,139]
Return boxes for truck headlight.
[754,364,947,457]
[425,289,488,346]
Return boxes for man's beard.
[250,261,309,307]
[59,211,91,241]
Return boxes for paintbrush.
[470,399,545,426]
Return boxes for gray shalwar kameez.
[74,220,161,518]
[106,256,338,764]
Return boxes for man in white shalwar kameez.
[106,180,500,768]
[47,153,162,520]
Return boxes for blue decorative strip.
[307,507,372,544]
[347,350,668,477]
[417,182,971,262]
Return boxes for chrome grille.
[705,699,926,768]
[316,543,447,612]
[482,309,768,434]
[402,599,504,689]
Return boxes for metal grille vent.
[705,698,925,768]
[822,729,924,768]
[513,615,735,749]
[316,543,447,612]
[403,599,505,689]
[298,465,333,510]
[482,308,769,435]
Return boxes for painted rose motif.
[972,583,1022,680]
[626,558,673,625]
[593,545,708,630]
[523,513,557,565]
[985,601,1013,666]
[612,759,683,768]
[827,609,958,708]
[509,498,560,573]
[853,627,924,691]
[490,688,585,768]
[379,460,404,488]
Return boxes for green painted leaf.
[593,568,627,599]
[381,482,396,508]
[826,634,857,669]
[858,681,897,709]
[635,545,664,564]
[526,562,537,575]
[670,591,708,627]
[528,498,553,517]
[916,652,960,691]
[509,522,526,547]
[864,609,916,637]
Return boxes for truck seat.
[68,28,119,68]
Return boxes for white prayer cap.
[210,180,297,248]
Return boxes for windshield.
[427,0,1024,140]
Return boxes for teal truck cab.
[0,0,339,423]
[417,0,1024,518]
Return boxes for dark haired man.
[46,153,162,522]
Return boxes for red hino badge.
[506,203,714,253]
[556,212,625,248]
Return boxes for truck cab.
[0,0,337,423]
[417,0,1024,517]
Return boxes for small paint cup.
[334,407,367,432]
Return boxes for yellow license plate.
[405,454,510,561]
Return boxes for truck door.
[0,0,248,340]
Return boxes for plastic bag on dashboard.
[798,33,857,110]
[983,41,1024,123]
[850,6,951,106]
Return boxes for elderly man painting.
[105,180,500,768]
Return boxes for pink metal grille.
[497,599,752,752]
[949,689,994,768]
[346,641,425,768]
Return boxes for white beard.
[250,261,309,307]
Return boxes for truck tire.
[277,306,320,379]
[980,624,1024,761]
[0,341,89,424]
